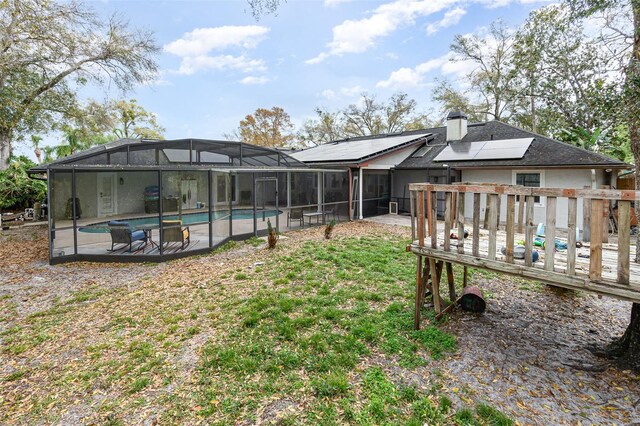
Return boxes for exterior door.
[181,179,198,209]
[97,173,117,217]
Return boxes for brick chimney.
[446,111,468,141]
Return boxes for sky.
[19,0,555,159]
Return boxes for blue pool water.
[79,208,281,233]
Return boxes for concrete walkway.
[363,214,411,227]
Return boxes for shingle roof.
[395,121,628,169]
[290,131,431,164]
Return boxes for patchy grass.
[0,223,510,425]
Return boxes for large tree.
[0,0,158,170]
[237,106,295,148]
[299,92,431,146]
[444,21,527,124]
[513,5,622,138]
[566,0,640,371]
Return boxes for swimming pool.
[79,208,282,233]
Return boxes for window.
[515,172,541,203]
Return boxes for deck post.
[414,255,423,330]
[429,257,442,313]
[463,266,468,288]
[426,188,432,236]
[446,262,456,301]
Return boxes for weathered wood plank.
[408,182,640,201]
[583,186,591,242]
[417,191,425,248]
[473,193,480,257]
[414,255,423,330]
[426,189,432,237]
[429,257,442,313]
[545,196,557,272]
[506,194,515,263]
[458,192,465,255]
[444,192,452,252]
[602,185,610,244]
[618,200,631,285]
[410,245,640,303]
[446,262,456,301]
[525,195,535,267]
[567,197,577,276]
[410,189,415,241]
[590,199,604,280]
[517,195,525,234]
[488,194,499,260]
[463,265,468,288]
[431,191,438,249]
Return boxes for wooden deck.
[408,183,640,329]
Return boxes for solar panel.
[433,138,533,162]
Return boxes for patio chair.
[323,207,336,223]
[287,208,303,228]
[162,220,190,250]
[108,221,147,252]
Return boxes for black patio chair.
[108,221,147,252]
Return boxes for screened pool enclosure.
[29,139,350,264]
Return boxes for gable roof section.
[290,131,431,165]
[396,121,628,170]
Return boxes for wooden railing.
[408,183,640,329]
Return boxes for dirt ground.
[1,222,639,424]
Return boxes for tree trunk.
[610,0,640,372]
[0,130,11,170]
[601,303,640,371]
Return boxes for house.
[393,112,629,228]
[292,112,629,229]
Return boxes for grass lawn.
[0,223,511,425]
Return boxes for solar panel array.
[433,138,533,162]
[291,133,430,163]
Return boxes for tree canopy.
[299,92,432,146]
[237,107,295,148]
[0,0,159,169]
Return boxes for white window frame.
[512,170,545,207]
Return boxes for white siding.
[461,168,605,229]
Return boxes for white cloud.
[239,76,270,85]
[324,0,351,6]
[377,55,449,88]
[177,55,267,75]
[164,25,270,75]
[319,85,364,100]
[306,0,458,64]
[320,89,337,100]
[164,26,269,56]
[426,7,466,35]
